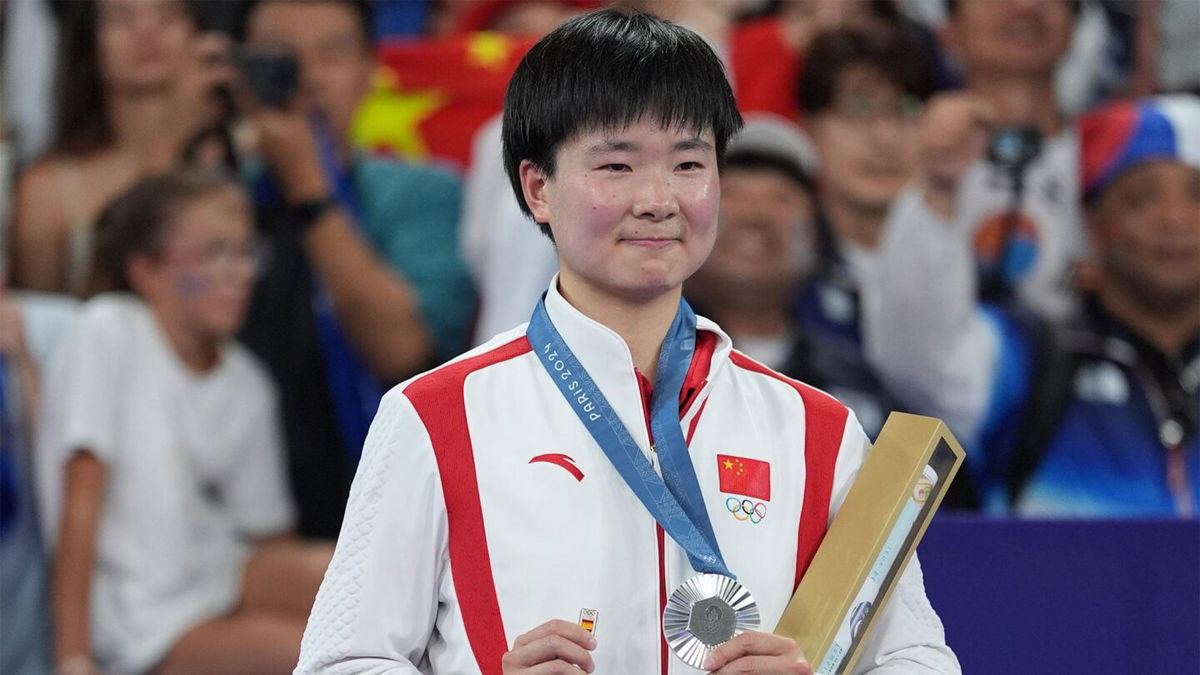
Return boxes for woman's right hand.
[501,619,597,674]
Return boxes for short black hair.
[238,0,374,47]
[724,150,814,197]
[502,9,743,236]
[799,27,937,116]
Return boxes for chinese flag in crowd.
[717,454,772,502]
[730,17,804,124]
[353,32,536,171]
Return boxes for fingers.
[703,631,809,673]
[502,620,597,674]
[511,619,595,651]
[709,655,813,675]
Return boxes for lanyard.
[527,295,732,577]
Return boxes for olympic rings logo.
[725,497,767,524]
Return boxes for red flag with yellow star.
[716,454,771,501]
[354,32,536,169]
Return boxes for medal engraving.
[689,597,736,645]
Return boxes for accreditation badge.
[663,573,760,668]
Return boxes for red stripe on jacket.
[404,337,533,674]
[728,352,848,589]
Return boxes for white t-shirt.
[35,294,295,673]
[942,129,1085,320]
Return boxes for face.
[696,167,816,296]
[97,0,196,93]
[1092,161,1200,312]
[521,119,721,307]
[139,188,259,339]
[489,1,586,36]
[247,1,374,139]
[809,65,921,215]
[948,0,1073,76]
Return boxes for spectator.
[789,26,936,436]
[35,170,330,675]
[686,116,821,372]
[862,94,1199,517]
[0,286,77,675]
[917,0,1085,318]
[12,0,227,296]
[236,0,476,538]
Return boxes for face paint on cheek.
[176,273,211,299]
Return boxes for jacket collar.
[542,276,733,448]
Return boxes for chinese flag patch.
[717,454,771,501]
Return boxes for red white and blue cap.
[1079,94,1200,202]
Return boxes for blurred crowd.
[0,0,1197,673]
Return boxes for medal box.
[775,413,965,674]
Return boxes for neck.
[557,275,683,381]
[107,88,187,170]
[821,192,887,250]
[715,306,790,342]
[1100,284,1200,356]
[688,276,793,340]
[968,74,1063,137]
[150,304,220,373]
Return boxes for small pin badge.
[578,608,598,636]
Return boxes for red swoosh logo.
[529,453,584,482]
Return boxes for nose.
[633,169,678,222]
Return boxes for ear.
[519,159,553,225]
[126,253,163,300]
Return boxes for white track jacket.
[297,283,959,674]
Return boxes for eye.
[600,163,631,173]
[677,161,704,171]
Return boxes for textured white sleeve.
[830,414,961,674]
[849,554,961,674]
[295,389,447,674]
[859,185,999,444]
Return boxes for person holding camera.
[862,94,1200,517]
[898,0,1086,320]
[12,0,230,297]
[234,0,476,539]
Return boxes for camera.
[234,44,300,109]
[987,126,1042,175]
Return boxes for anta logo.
[529,453,584,482]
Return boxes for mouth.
[621,237,679,250]
[1000,19,1045,46]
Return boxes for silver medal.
[663,573,760,668]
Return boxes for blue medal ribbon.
[527,295,733,578]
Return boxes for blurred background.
[1,1,1197,673]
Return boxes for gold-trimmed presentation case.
[776,413,965,675]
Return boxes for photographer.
[862,95,1199,517]
[903,0,1085,319]
[233,0,476,538]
